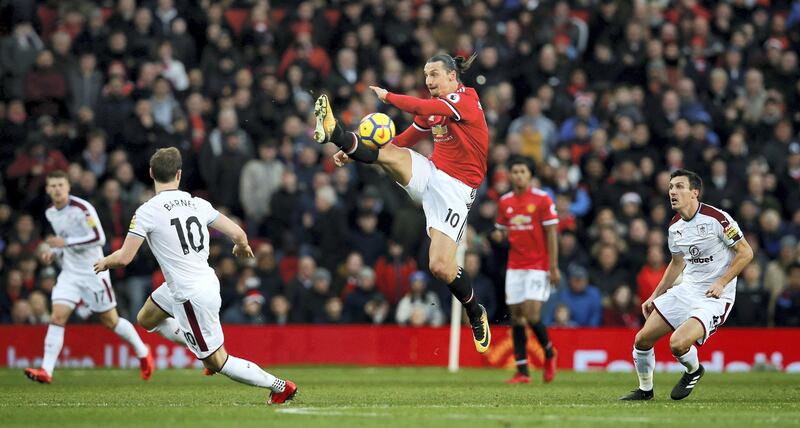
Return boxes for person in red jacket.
[313,52,491,354]
[373,240,417,306]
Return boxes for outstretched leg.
[203,346,297,404]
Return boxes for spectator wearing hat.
[296,268,335,323]
[395,271,444,327]
[348,210,386,267]
[546,264,602,327]
[342,267,389,324]
[558,94,599,143]
[223,290,268,324]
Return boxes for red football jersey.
[495,187,559,270]
[389,85,488,188]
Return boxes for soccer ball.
[358,113,395,149]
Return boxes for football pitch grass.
[2,367,798,427]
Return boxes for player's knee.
[137,309,155,331]
[669,334,691,356]
[526,311,541,324]
[50,313,69,326]
[429,260,455,283]
[634,330,654,350]
[512,316,527,326]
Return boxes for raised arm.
[209,213,254,258]
[370,86,456,118]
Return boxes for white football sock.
[41,324,65,376]
[113,318,149,358]
[149,318,187,345]
[633,346,655,391]
[676,345,700,374]
[220,355,285,392]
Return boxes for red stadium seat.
[37,5,57,39]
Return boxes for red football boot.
[505,373,531,384]
[543,354,557,383]
[203,368,216,376]
[24,368,52,384]
[140,347,155,381]
[268,380,298,405]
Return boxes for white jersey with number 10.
[128,189,220,301]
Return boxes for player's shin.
[113,318,149,358]
[149,318,187,345]
[41,324,65,376]
[219,355,286,393]
[511,325,529,376]
[633,346,656,391]
[448,267,482,321]
[529,322,554,359]
[330,123,378,163]
[675,345,700,374]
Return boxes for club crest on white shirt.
[696,223,709,236]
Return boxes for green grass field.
[1,367,798,427]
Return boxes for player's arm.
[370,86,456,118]
[209,213,254,258]
[93,234,144,273]
[544,224,560,287]
[642,253,685,317]
[48,210,106,250]
[706,238,754,298]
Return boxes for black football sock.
[512,325,530,376]
[530,321,554,358]
[330,123,378,163]
[448,267,482,322]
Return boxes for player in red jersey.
[493,157,560,384]
[313,53,491,353]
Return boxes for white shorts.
[505,269,551,305]
[51,270,116,313]
[652,283,735,345]
[150,284,224,359]
[402,150,477,244]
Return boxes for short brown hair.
[670,168,703,197]
[46,170,68,182]
[149,147,182,183]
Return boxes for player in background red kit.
[313,53,491,353]
[493,157,560,384]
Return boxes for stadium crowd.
[1,0,799,328]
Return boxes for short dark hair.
[508,156,535,176]
[46,170,68,182]
[150,147,182,183]
[426,52,477,79]
[669,168,703,196]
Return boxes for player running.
[620,169,753,401]
[493,157,559,384]
[93,148,296,405]
[25,171,154,384]
[313,53,491,353]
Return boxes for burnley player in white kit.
[621,169,753,401]
[25,171,153,384]
[314,53,491,354]
[93,148,297,405]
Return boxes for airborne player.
[314,52,492,354]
